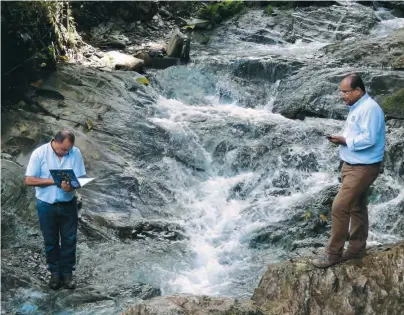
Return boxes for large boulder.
[252,242,404,315]
[166,28,190,62]
[167,28,185,58]
[101,51,144,71]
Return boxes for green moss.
[196,0,246,24]
[382,88,404,119]
[264,5,273,15]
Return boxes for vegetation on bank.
[196,0,246,24]
[383,88,404,119]
[1,1,79,106]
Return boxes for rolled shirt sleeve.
[345,107,381,152]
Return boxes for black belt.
[53,198,76,205]
[344,161,381,166]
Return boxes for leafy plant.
[264,5,273,15]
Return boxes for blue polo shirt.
[339,93,385,164]
[25,141,86,204]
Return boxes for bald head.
[342,73,366,93]
[54,129,75,144]
[339,73,366,106]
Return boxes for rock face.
[123,295,261,315]
[166,28,190,62]
[323,28,404,69]
[252,242,404,315]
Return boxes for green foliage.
[264,5,273,15]
[196,0,246,24]
[269,1,296,10]
[383,88,404,119]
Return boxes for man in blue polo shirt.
[312,73,385,268]
[25,130,86,289]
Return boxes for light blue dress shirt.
[25,141,86,204]
[339,93,385,164]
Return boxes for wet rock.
[135,52,180,69]
[232,58,303,82]
[30,285,115,310]
[123,295,261,315]
[371,198,404,237]
[129,283,161,300]
[149,57,180,69]
[249,185,338,250]
[167,28,185,59]
[252,242,404,315]
[101,51,144,71]
[323,28,404,69]
[115,221,186,242]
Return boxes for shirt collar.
[349,93,369,111]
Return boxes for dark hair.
[345,73,366,93]
[54,129,75,144]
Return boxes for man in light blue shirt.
[25,130,86,289]
[312,74,385,268]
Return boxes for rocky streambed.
[2,1,404,314]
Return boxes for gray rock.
[114,220,186,242]
[102,51,144,71]
[149,57,180,69]
[123,295,261,315]
[252,242,404,315]
[166,28,185,59]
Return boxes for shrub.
[264,5,273,15]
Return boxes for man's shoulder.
[32,142,50,156]
[362,96,383,113]
[70,146,83,157]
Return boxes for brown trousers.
[326,162,381,258]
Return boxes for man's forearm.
[25,176,55,187]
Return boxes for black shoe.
[48,274,61,290]
[62,274,76,289]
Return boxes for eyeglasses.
[340,89,356,95]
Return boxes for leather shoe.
[342,250,366,261]
[311,254,343,268]
[48,274,61,290]
[62,274,76,289]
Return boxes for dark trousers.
[37,198,78,275]
[326,163,380,258]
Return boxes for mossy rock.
[196,0,246,24]
[382,88,404,119]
